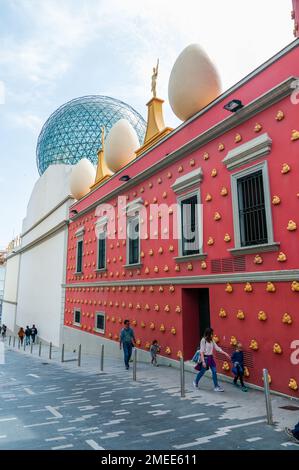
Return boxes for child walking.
[231,342,248,392]
[150,340,160,366]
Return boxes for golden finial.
[90,126,113,189]
[151,58,159,98]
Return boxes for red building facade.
[64,39,299,397]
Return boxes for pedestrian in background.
[119,319,136,370]
[150,339,160,366]
[18,327,25,346]
[1,324,7,340]
[25,326,31,346]
[31,324,38,344]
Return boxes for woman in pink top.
[193,327,230,392]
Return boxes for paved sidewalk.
[0,338,299,450]
[4,337,299,430]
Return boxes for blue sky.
[0,0,294,248]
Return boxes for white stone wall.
[4,164,74,346]
[16,227,67,347]
[2,254,20,331]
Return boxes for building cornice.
[22,195,74,238]
[2,300,17,305]
[17,220,69,255]
[63,269,299,288]
[71,76,298,220]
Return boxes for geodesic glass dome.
[36,95,146,175]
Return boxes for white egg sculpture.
[168,44,221,121]
[104,119,139,173]
[70,158,96,200]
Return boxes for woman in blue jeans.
[193,327,230,392]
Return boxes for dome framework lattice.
[36,95,146,175]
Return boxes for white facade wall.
[4,164,75,346]
[2,254,20,331]
[16,226,68,346]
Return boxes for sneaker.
[193,380,198,389]
[241,386,248,392]
[285,427,294,439]
[126,366,129,370]
[214,386,224,392]
[285,427,299,443]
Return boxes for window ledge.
[73,322,81,327]
[93,328,105,334]
[95,268,107,273]
[123,263,143,269]
[228,242,280,256]
[74,271,83,275]
[174,253,207,263]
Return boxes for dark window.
[97,232,106,269]
[128,216,140,265]
[96,313,105,332]
[76,240,83,273]
[181,194,200,256]
[237,170,268,246]
[74,309,81,324]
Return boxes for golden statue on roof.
[151,59,159,98]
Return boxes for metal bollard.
[78,344,82,367]
[30,342,33,354]
[17,339,20,349]
[263,368,274,425]
[61,344,65,363]
[9,336,11,346]
[13,336,16,348]
[180,356,185,398]
[100,344,104,372]
[49,342,52,360]
[39,341,42,357]
[23,340,26,351]
[133,348,137,381]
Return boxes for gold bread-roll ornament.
[281,163,291,174]
[236,309,245,320]
[273,343,282,354]
[266,281,276,293]
[287,220,297,231]
[272,195,281,205]
[258,310,267,321]
[277,252,287,262]
[254,254,263,264]
[249,339,259,350]
[244,282,253,292]
[282,313,292,324]
[219,308,227,318]
[275,110,284,121]
[225,283,233,293]
[289,378,298,391]
[291,129,299,140]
